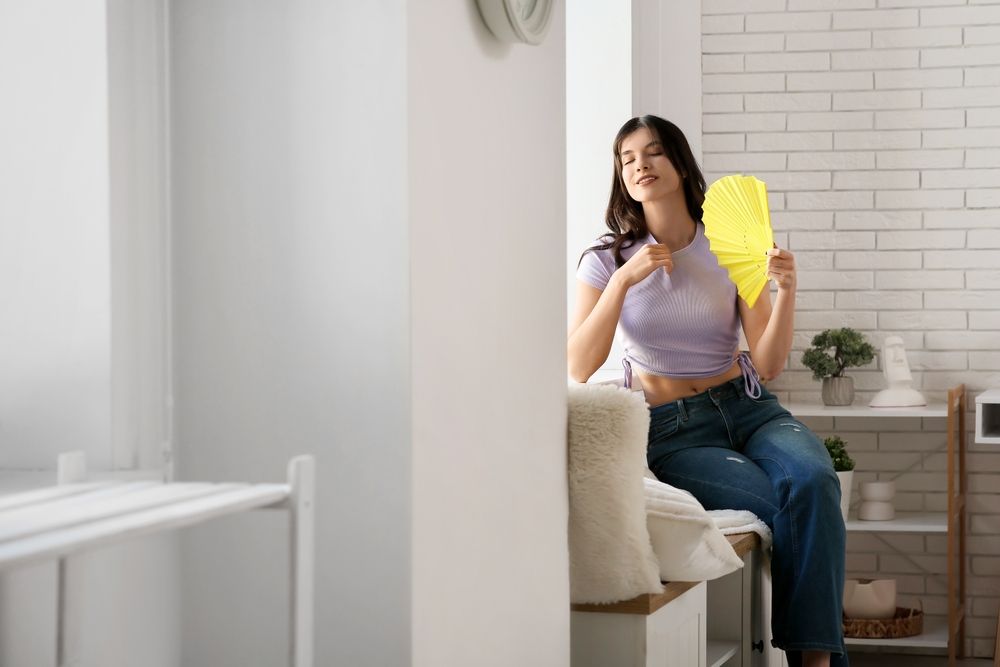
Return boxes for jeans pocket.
[649,414,680,440]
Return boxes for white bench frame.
[0,453,315,667]
[571,533,787,667]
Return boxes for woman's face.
[618,127,683,203]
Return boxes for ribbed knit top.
[576,223,741,379]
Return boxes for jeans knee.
[792,466,842,510]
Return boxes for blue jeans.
[646,377,848,665]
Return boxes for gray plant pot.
[822,376,855,406]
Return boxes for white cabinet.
[572,581,707,667]
[572,533,775,667]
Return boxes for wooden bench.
[571,533,769,667]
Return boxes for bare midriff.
[638,361,744,409]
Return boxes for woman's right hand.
[613,244,674,289]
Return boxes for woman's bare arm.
[568,244,674,382]
[739,247,797,381]
[567,277,629,382]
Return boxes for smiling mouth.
[636,176,657,186]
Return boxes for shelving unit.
[707,640,739,667]
[843,512,945,533]
[789,385,966,666]
[0,454,315,667]
[843,617,949,649]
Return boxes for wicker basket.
[843,606,923,639]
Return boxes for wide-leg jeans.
[646,376,848,665]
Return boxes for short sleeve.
[576,245,614,291]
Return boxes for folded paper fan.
[702,174,775,308]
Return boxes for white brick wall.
[701,1,1000,658]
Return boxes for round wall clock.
[476,0,554,46]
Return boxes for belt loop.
[676,398,688,422]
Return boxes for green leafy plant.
[801,328,875,380]
[824,435,855,472]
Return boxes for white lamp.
[869,336,926,408]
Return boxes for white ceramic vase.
[844,578,897,619]
[858,480,896,521]
[836,470,853,522]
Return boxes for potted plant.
[801,327,875,406]
[824,435,855,521]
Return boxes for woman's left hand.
[766,246,796,291]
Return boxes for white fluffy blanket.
[568,383,663,602]
[569,382,772,604]
[710,509,773,552]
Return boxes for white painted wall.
[408,2,568,666]
[169,1,409,665]
[567,1,633,373]
[0,0,112,470]
[631,0,703,161]
[108,0,172,472]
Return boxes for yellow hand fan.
[702,174,774,308]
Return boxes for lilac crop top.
[577,223,761,396]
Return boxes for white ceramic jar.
[843,578,897,619]
[858,480,896,521]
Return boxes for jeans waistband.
[648,375,747,419]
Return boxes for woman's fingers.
[766,246,796,289]
[618,244,674,286]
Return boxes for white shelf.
[975,389,1000,444]
[707,640,738,667]
[785,403,947,418]
[844,512,946,533]
[0,468,164,495]
[845,615,948,648]
[0,456,316,666]
[0,480,292,570]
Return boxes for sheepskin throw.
[568,383,663,603]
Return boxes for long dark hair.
[579,116,706,269]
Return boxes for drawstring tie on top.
[622,352,761,398]
[737,351,762,399]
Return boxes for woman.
[568,115,847,667]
